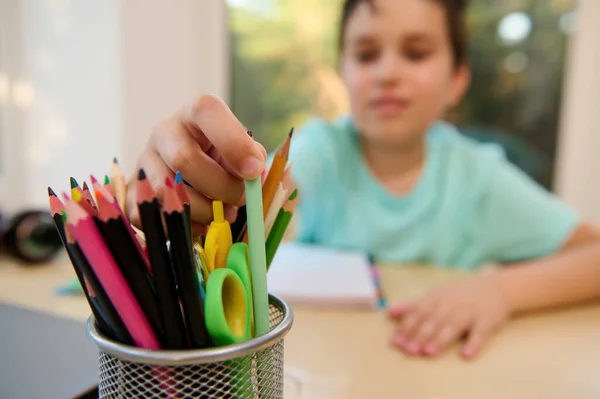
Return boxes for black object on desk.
[0,304,99,399]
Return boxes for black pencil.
[137,169,188,349]
[230,205,247,243]
[163,176,210,349]
[95,189,166,347]
[175,171,192,242]
[50,187,133,344]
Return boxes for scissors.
[205,242,255,346]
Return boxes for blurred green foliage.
[228,0,574,189]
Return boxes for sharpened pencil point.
[247,130,253,138]
[165,176,174,189]
[48,187,56,197]
[113,157,118,164]
[82,181,89,191]
[70,177,78,189]
[288,127,294,137]
[138,168,146,181]
[175,171,183,184]
[104,175,110,185]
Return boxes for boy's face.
[341,0,469,146]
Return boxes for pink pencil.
[63,195,160,349]
[90,175,152,275]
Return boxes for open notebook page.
[267,242,378,309]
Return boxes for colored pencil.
[244,133,270,337]
[63,196,160,349]
[63,216,134,345]
[71,178,96,215]
[264,182,288,239]
[111,157,126,213]
[82,182,98,212]
[174,171,192,242]
[242,127,293,243]
[266,189,297,269]
[163,177,210,348]
[262,127,293,218]
[137,169,188,349]
[103,175,114,196]
[91,175,152,274]
[94,189,165,346]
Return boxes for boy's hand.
[387,273,511,359]
[126,94,267,236]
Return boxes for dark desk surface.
[0,303,98,399]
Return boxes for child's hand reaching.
[125,95,267,236]
[387,273,511,359]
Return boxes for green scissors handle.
[205,242,254,346]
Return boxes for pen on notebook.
[245,131,270,337]
[63,195,160,349]
[137,169,188,349]
[163,177,210,348]
[94,189,166,346]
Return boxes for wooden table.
[2,255,600,399]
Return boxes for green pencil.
[245,175,270,337]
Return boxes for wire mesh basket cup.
[86,294,294,399]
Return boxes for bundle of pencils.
[231,129,297,268]
[49,131,296,351]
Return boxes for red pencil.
[63,195,160,349]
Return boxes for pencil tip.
[165,176,174,188]
[113,157,118,164]
[82,181,89,190]
[288,127,294,137]
[48,187,56,197]
[90,175,99,184]
[138,168,146,180]
[70,177,78,189]
[175,171,183,183]
[247,130,253,138]
[104,175,110,185]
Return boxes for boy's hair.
[338,0,469,67]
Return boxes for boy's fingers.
[461,321,492,359]
[180,94,266,180]
[387,300,417,319]
[151,119,244,204]
[422,310,470,356]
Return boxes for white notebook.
[266,242,379,309]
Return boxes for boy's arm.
[496,222,600,314]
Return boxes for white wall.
[119,0,229,178]
[0,0,228,213]
[554,0,600,225]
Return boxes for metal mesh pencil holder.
[86,294,294,399]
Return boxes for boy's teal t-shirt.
[283,115,580,269]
